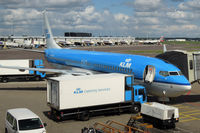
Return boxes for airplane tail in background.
[160,36,164,42]
[43,11,61,49]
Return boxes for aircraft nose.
[180,77,191,92]
[182,84,192,91]
[177,76,191,92]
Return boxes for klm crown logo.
[45,29,50,39]
[119,58,132,68]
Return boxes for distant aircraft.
[0,11,191,101]
[138,36,164,45]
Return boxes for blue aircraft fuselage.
[45,48,191,97]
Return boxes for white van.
[5,108,47,133]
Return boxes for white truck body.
[47,73,127,110]
[0,59,30,75]
[141,102,179,120]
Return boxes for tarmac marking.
[179,116,190,119]
[174,104,183,107]
[186,102,200,107]
[176,106,190,109]
[179,110,200,114]
[179,112,200,123]
[175,127,194,133]
[174,104,200,123]
[186,112,200,116]
[180,118,199,123]
[180,114,198,119]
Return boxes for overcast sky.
[0,0,200,37]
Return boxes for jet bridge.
[156,50,200,84]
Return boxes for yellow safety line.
[173,104,184,107]
[179,116,190,119]
[177,106,190,109]
[180,110,200,114]
[180,118,199,123]
[179,112,200,122]
[172,104,200,122]
[183,115,200,120]
[185,112,200,116]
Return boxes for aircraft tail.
[160,36,164,42]
[43,11,61,49]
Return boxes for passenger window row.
[50,56,134,74]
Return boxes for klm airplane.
[0,12,191,101]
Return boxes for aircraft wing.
[0,64,92,75]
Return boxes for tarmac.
[0,44,200,133]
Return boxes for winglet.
[43,10,61,49]
[163,44,167,53]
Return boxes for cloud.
[0,0,93,35]
[0,0,90,9]
[3,9,40,23]
[114,13,129,24]
[1,0,200,37]
[50,6,103,32]
[166,10,197,20]
[133,0,163,12]
[178,0,200,11]
[171,0,185,2]
[134,11,161,17]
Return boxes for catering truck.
[141,102,179,129]
[47,73,147,121]
[0,59,46,82]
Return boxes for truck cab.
[133,85,147,104]
[125,76,147,113]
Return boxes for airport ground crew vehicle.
[140,102,179,129]
[47,73,147,121]
[0,59,46,82]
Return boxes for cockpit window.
[169,71,179,76]
[160,71,183,77]
[159,71,169,77]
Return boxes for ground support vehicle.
[0,59,46,82]
[5,108,47,133]
[82,120,151,133]
[140,102,179,129]
[127,115,153,132]
[47,73,147,121]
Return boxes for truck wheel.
[35,76,40,81]
[25,77,30,81]
[2,78,8,83]
[79,111,90,121]
[132,105,140,113]
[171,123,176,129]
[198,80,200,84]
[5,128,8,133]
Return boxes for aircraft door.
[143,65,155,83]
[51,81,59,108]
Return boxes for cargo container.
[0,59,46,82]
[141,102,179,129]
[47,73,147,121]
